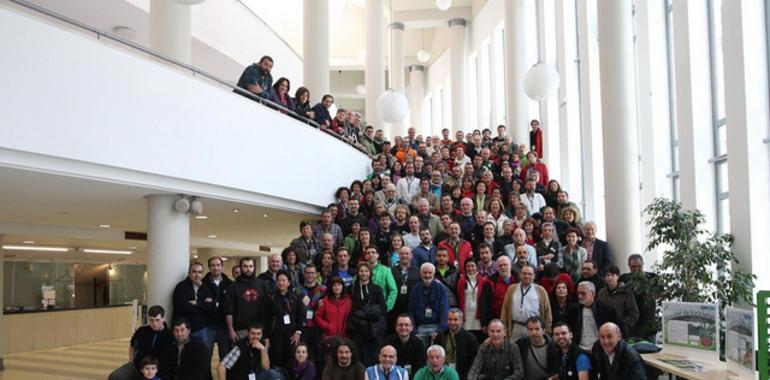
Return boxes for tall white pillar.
[448,18,467,133]
[0,235,4,371]
[303,0,330,98]
[408,65,425,135]
[365,0,385,131]
[504,0,529,144]
[596,0,641,269]
[389,22,406,136]
[149,0,192,64]
[146,194,190,315]
[721,0,770,290]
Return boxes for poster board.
[662,302,719,361]
[725,307,755,379]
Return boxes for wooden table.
[641,352,742,380]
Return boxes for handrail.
[6,0,371,156]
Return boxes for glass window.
[718,197,730,234]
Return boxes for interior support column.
[303,0,330,98]
[149,0,192,64]
[146,194,190,315]
[365,0,385,132]
[448,18,467,133]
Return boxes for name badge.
[405,365,412,373]
[283,314,291,325]
[306,310,314,320]
[447,363,456,369]
[400,284,408,294]
[425,308,433,318]
[249,374,257,380]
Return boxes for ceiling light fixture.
[23,240,36,244]
[195,215,209,220]
[111,26,137,41]
[190,197,204,215]
[263,214,269,218]
[82,249,134,255]
[2,245,69,252]
[233,208,241,213]
[436,0,452,11]
[98,224,112,228]
[208,234,218,239]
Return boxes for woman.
[367,202,387,233]
[314,277,352,369]
[286,343,316,380]
[511,202,529,229]
[335,187,351,222]
[384,234,404,267]
[390,161,404,185]
[352,229,371,264]
[486,199,509,236]
[293,87,315,120]
[544,180,561,209]
[456,259,493,343]
[473,181,488,211]
[350,180,364,203]
[269,271,305,368]
[559,206,585,245]
[480,169,500,196]
[281,248,305,291]
[359,190,375,219]
[558,228,588,283]
[343,222,362,255]
[521,217,539,246]
[317,251,335,284]
[348,263,387,366]
[549,280,578,326]
[460,177,475,199]
[450,186,463,210]
[270,77,295,111]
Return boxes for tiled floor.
[0,338,220,379]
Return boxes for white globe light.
[174,197,190,213]
[523,63,560,101]
[356,84,366,95]
[190,198,204,215]
[416,49,431,63]
[436,0,452,11]
[377,91,410,123]
[173,0,206,4]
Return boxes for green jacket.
[371,263,398,311]
[413,366,460,380]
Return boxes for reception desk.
[3,304,135,354]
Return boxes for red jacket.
[539,273,575,295]
[456,275,494,327]
[519,162,549,186]
[313,294,352,338]
[489,273,516,318]
[437,238,474,275]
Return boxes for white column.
[448,18,467,133]
[721,0,770,291]
[303,0,330,97]
[146,194,190,315]
[504,0,529,144]
[408,65,425,135]
[389,22,406,135]
[0,235,4,371]
[365,0,385,131]
[597,0,641,269]
[672,0,716,227]
[149,0,192,64]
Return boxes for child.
[139,356,161,380]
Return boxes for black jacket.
[435,328,479,380]
[385,334,427,375]
[558,343,596,380]
[569,300,623,345]
[348,281,388,339]
[171,278,217,332]
[591,340,646,380]
[390,266,422,317]
[130,324,173,369]
[588,239,613,274]
[202,273,233,327]
[224,275,272,331]
[267,290,305,337]
[158,338,209,380]
[515,335,561,380]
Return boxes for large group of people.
[108,56,661,380]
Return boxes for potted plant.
[644,198,755,357]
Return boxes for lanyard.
[373,366,404,380]
[520,285,532,307]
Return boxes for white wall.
[0,5,369,211]
[425,49,452,136]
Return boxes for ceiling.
[0,166,312,264]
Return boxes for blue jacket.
[366,364,408,380]
[312,103,332,125]
[407,280,449,331]
[412,245,436,266]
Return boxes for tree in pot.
[644,197,755,357]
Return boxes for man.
[444,166,463,190]
[440,128,453,147]
[403,215,423,250]
[312,94,334,126]
[257,253,283,291]
[454,146,471,171]
[109,305,173,380]
[331,248,356,288]
[225,257,271,342]
[535,222,561,270]
[475,223,501,257]
[433,213,453,245]
[476,243,498,278]
[361,125,378,155]
[436,308,479,380]
[434,247,460,307]
[511,244,532,278]
[291,220,320,264]
[579,261,606,293]
[314,210,343,248]
[374,129,386,153]
[555,191,578,221]
[489,256,516,318]
[437,222,474,275]
[529,119,543,158]
[408,263,450,347]
[330,108,348,135]
[463,210,486,247]
[497,166,516,201]
[299,263,326,359]
[501,265,553,341]
[581,222,613,274]
[592,323,646,380]
[391,247,422,330]
[203,257,234,361]
[157,318,209,380]
[416,198,444,238]
[414,345,461,380]
[596,265,639,335]
[382,183,403,214]
[520,178,547,215]
[171,261,216,358]
[467,319,524,380]
[454,198,476,233]
[429,170,444,199]
[236,55,273,99]
[342,199,368,235]
[519,151,549,186]
[619,254,658,341]
[373,212,395,259]
[385,315,428,375]
[552,323,593,380]
[493,125,507,145]
[365,345,409,380]
[571,281,621,350]
[413,228,438,266]
[397,162,421,205]
[412,178,440,212]
[515,317,560,380]
[216,324,281,380]
[366,246,399,312]
[322,339,366,380]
